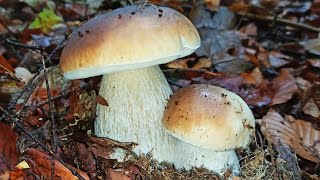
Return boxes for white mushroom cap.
[162,84,255,151]
[60,4,200,79]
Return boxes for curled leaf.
[261,109,320,163]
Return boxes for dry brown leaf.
[302,98,320,118]
[229,2,250,12]
[166,59,189,69]
[261,109,320,163]
[240,72,256,84]
[0,122,18,173]
[268,51,291,68]
[204,0,220,11]
[192,57,212,69]
[25,148,89,180]
[271,69,298,105]
[96,95,108,107]
[0,55,14,73]
[0,171,9,180]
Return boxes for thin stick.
[0,35,44,51]
[236,12,320,33]
[0,63,22,82]
[0,106,86,180]
[40,50,57,179]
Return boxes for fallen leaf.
[302,98,320,118]
[70,133,136,161]
[268,51,292,68]
[300,38,320,55]
[9,169,27,180]
[0,122,18,173]
[25,148,89,180]
[271,69,298,105]
[243,80,273,107]
[166,59,189,69]
[63,141,96,175]
[240,72,256,85]
[190,6,240,61]
[214,58,255,74]
[96,95,108,107]
[0,55,14,73]
[0,78,24,94]
[29,8,63,33]
[261,109,320,163]
[204,0,220,11]
[15,161,30,170]
[192,57,212,69]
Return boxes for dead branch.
[236,12,320,33]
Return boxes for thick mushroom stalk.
[174,141,240,175]
[96,66,176,161]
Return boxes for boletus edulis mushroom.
[162,84,255,176]
[59,4,200,163]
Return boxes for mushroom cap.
[60,5,200,79]
[162,84,255,151]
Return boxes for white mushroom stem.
[96,66,176,162]
[173,140,240,176]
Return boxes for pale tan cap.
[162,84,255,151]
[60,5,200,79]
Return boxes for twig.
[0,63,23,82]
[163,68,219,76]
[7,39,66,112]
[0,35,44,51]
[0,106,86,180]
[236,12,320,33]
[40,50,57,179]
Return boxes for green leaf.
[29,8,63,33]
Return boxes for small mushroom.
[60,5,200,163]
[162,84,255,176]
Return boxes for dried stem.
[40,50,57,178]
[236,12,320,33]
[0,35,44,51]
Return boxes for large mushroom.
[59,5,200,163]
[162,84,255,175]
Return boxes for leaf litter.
[0,0,320,179]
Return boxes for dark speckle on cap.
[77,31,83,37]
